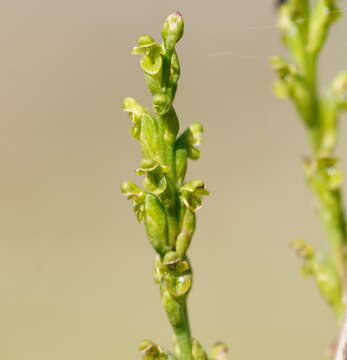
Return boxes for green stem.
[317,188,347,289]
[174,302,193,360]
[161,284,193,360]
[157,106,180,248]
[305,55,319,139]
[304,52,347,296]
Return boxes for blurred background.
[1,1,347,359]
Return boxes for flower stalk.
[121,13,227,360]
[272,0,347,354]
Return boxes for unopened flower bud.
[211,343,229,360]
[162,12,184,49]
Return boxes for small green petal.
[122,97,144,119]
[132,35,156,55]
[120,181,145,221]
[120,181,142,197]
[164,273,192,297]
[144,173,167,195]
[136,158,159,175]
[181,179,205,193]
[140,46,163,75]
[137,35,156,47]
[136,159,168,195]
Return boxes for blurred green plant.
[121,13,228,360]
[272,0,347,357]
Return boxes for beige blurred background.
[1,0,347,359]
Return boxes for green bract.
[121,13,226,360]
[192,339,208,360]
[272,0,347,331]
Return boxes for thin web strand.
[208,6,347,60]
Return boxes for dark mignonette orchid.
[121,13,227,360]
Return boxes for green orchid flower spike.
[272,0,347,357]
[121,13,227,360]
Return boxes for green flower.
[304,156,343,191]
[120,181,145,221]
[175,123,204,185]
[132,35,163,75]
[180,180,209,212]
[139,340,168,360]
[161,251,192,297]
[122,97,144,140]
[136,158,169,195]
[122,97,161,160]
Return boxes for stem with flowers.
[121,13,228,360]
[271,0,347,357]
